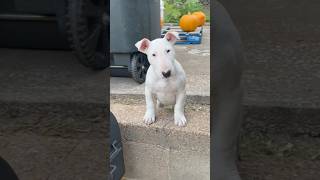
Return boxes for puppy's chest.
[151,79,178,105]
[151,78,178,94]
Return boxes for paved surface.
[0,49,108,180]
[0,48,108,104]
[111,97,210,180]
[111,25,210,104]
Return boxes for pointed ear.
[135,38,150,54]
[164,31,179,44]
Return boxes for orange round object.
[179,13,198,32]
[192,11,206,26]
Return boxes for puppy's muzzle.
[162,70,171,78]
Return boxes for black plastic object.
[212,1,244,180]
[0,156,19,180]
[129,52,150,84]
[109,112,125,180]
[110,0,160,83]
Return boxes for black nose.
[162,70,171,78]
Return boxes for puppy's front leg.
[174,90,187,126]
[144,87,156,125]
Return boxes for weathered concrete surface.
[0,48,108,104]
[122,141,170,180]
[111,97,210,180]
[111,97,210,152]
[220,0,320,108]
[110,26,210,104]
[0,135,107,180]
[122,141,210,180]
[240,105,320,180]
[169,148,210,180]
[0,102,108,180]
[0,49,108,179]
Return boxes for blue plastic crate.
[161,26,203,45]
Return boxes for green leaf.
[163,0,204,23]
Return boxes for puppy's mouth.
[161,76,171,80]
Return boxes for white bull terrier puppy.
[135,31,187,126]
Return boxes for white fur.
[135,32,187,126]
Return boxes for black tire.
[0,157,19,180]
[64,0,108,70]
[130,52,150,84]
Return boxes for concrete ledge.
[0,101,108,139]
[111,98,209,153]
[111,97,210,179]
[122,141,210,180]
[111,93,210,105]
[0,49,107,104]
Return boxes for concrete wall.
[219,0,320,108]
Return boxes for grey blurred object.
[0,0,108,70]
[0,156,19,180]
[110,0,160,83]
[212,1,243,180]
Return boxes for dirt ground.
[239,106,320,180]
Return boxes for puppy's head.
[135,31,179,79]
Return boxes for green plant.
[163,0,205,23]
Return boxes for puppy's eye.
[152,53,156,57]
[166,49,171,53]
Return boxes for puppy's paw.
[174,113,187,127]
[143,112,156,125]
